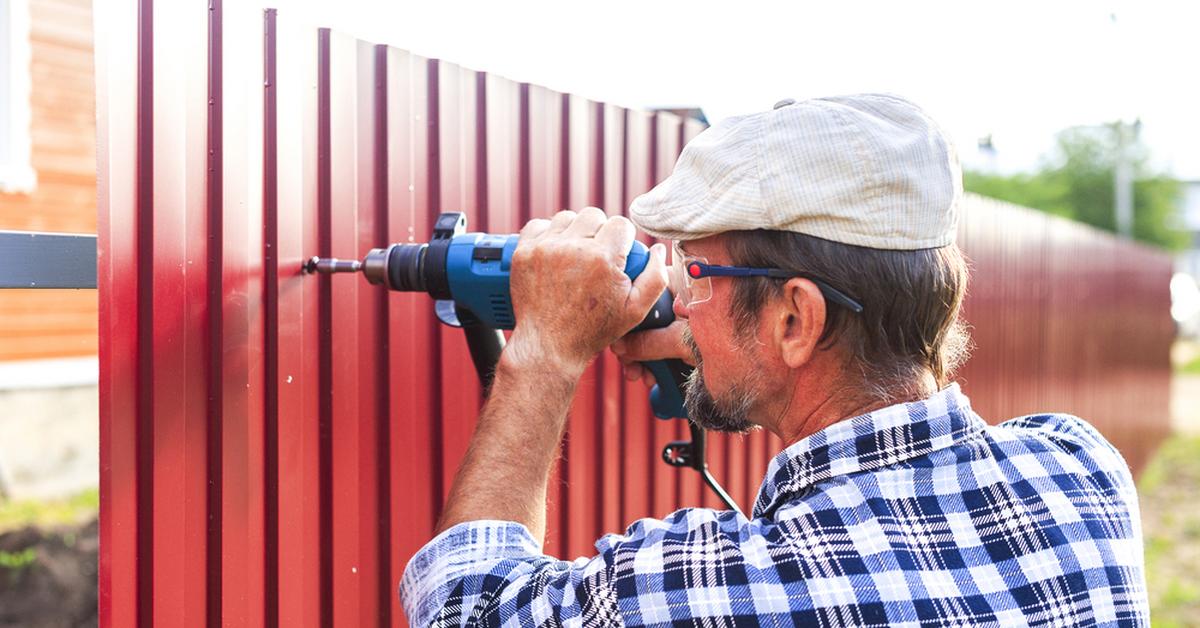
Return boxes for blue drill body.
[440,232,686,420]
[441,232,649,328]
[332,212,688,420]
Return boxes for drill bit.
[303,256,362,274]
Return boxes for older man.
[400,94,1148,626]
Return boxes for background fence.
[95,2,1175,626]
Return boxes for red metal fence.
[955,194,1174,473]
[96,3,1174,627]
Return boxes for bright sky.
[279,0,1200,179]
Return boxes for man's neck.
[767,370,938,447]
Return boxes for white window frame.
[0,0,36,194]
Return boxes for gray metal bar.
[0,230,98,289]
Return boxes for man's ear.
[772,278,827,369]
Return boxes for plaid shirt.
[400,384,1148,626]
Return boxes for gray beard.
[681,327,759,434]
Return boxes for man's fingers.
[563,206,606,238]
[619,361,660,390]
[616,321,692,364]
[624,243,669,326]
[622,362,645,382]
[520,218,551,241]
[545,210,577,235]
[594,216,636,264]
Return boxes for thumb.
[617,321,693,364]
[625,243,669,326]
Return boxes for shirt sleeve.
[399,508,754,627]
[1000,413,1135,484]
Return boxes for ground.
[1143,341,1200,626]
[0,492,97,627]
[1140,433,1200,626]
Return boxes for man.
[400,94,1148,626]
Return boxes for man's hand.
[504,207,669,377]
[610,320,696,387]
[435,208,666,540]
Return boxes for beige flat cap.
[629,93,962,250]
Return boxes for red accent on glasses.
[687,262,703,278]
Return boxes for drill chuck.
[362,244,427,292]
[309,244,429,293]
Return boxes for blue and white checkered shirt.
[400,384,1148,626]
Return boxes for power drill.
[305,211,740,514]
[304,212,691,419]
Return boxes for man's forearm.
[430,208,666,543]
[434,351,581,541]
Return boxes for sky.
[276,0,1200,180]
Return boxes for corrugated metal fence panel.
[270,13,322,627]
[955,194,1174,472]
[96,4,1173,626]
[382,44,437,628]
[95,0,137,623]
[94,5,713,625]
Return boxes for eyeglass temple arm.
[688,262,864,314]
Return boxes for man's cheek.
[699,359,731,399]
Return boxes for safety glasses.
[671,241,864,313]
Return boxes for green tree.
[964,123,1187,250]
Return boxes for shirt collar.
[752,383,985,519]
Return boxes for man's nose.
[673,293,690,320]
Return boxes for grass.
[0,547,37,571]
[0,547,38,588]
[0,487,98,533]
[1175,339,1200,374]
[1178,354,1200,374]
[1139,434,1200,626]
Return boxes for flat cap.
[629,93,962,250]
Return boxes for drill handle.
[645,359,692,420]
[628,289,693,420]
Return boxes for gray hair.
[722,230,972,405]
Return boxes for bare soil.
[0,518,97,628]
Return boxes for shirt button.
[773,98,796,110]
